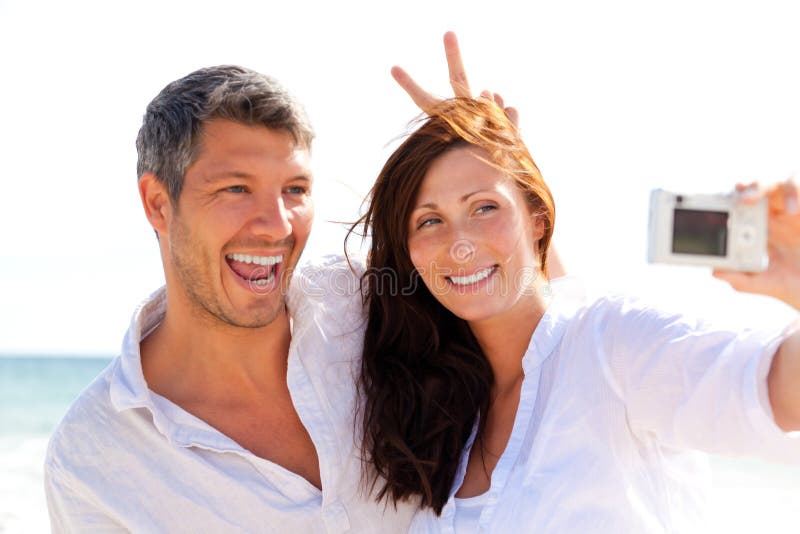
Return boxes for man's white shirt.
[44,256,416,533]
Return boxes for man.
[43,33,503,533]
[43,64,415,532]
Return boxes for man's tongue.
[227,258,271,281]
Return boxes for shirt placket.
[476,364,544,532]
[287,326,351,533]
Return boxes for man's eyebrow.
[203,171,253,183]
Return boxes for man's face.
[165,119,313,328]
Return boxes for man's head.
[136,65,314,203]
[137,66,315,329]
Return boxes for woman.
[350,97,800,532]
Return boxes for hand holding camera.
[648,178,800,310]
[713,179,800,310]
[648,188,769,272]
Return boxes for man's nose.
[248,192,292,240]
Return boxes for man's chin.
[225,301,286,329]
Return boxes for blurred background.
[1,0,799,531]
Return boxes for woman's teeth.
[448,266,494,286]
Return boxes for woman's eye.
[476,204,497,214]
[417,217,441,229]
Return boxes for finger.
[493,93,505,108]
[505,106,520,128]
[391,66,438,112]
[735,182,761,204]
[444,31,472,97]
[783,177,799,214]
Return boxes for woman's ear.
[530,213,546,240]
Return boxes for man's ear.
[139,173,171,235]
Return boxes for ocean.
[1,355,798,533]
[0,356,111,533]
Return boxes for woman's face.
[407,145,546,323]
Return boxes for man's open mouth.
[225,253,283,287]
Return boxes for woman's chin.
[442,299,507,324]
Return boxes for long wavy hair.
[348,98,555,514]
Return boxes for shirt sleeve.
[44,460,127,533]
[593,295,800,462]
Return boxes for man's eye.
[224,185,247,193]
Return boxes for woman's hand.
[714,177,800,310]
[391,31,519,127]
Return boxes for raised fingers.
[444,31,471,97]
[390,66,438,113]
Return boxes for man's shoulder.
[293,253,365,290]
[45,358,123,470]
[289,254,366,321]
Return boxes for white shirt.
[409,294,800,534]
[453,493,487,533]
[44,256,416,533]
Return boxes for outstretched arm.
[769,328,800,431]
[714,177,800,431]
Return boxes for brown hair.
[349,98,555,514]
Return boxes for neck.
[468,282,550,396]
[141,285,291,403]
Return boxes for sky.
[0,0,798,355]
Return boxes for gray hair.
[136,65,314,203]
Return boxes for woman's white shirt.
[453,492,489,534]
[410,292,800,534]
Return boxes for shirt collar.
[522,294,574,373]
[107,285,312,453]
[109,286,167,413]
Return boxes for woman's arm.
[714,177,800,431]
[769,326,800,431]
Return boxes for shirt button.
[323,500,351,533]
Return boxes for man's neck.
[140,292,292,407]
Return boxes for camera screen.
[672,209,728,256]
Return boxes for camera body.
[647,189,768,272]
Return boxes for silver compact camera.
[647,189,768,272]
